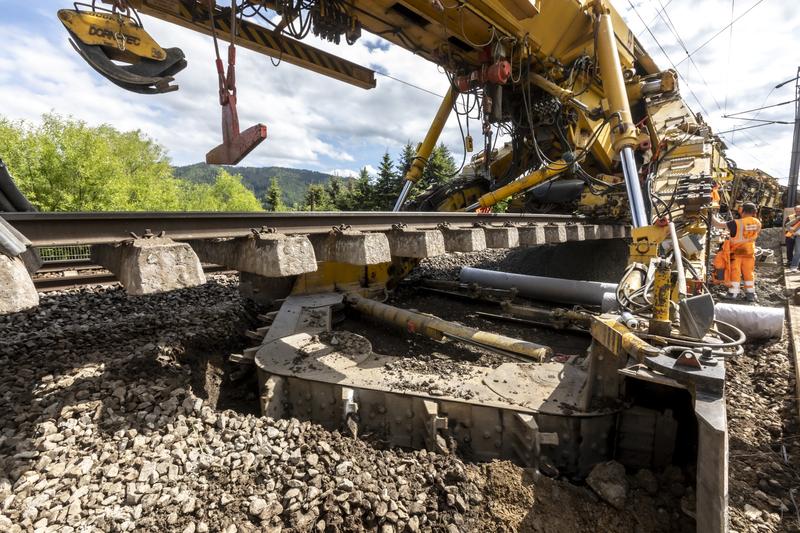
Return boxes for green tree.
[180,169,263,211]
[374,152,400,210]
[354,167,375,210]
[264,177,286,211]
[302,184,332,211]
[398,141,416,178]
[325,176,348,211]
[419,143,457,193]
[0,114,263,212]
[0,114,182,211]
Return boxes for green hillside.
[174,163,341,207]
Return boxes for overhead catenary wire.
[626,0,712,118]
[723,0,735,114]
[723,98,799,118]
[716,122,790,135]
[674,0,769,67]
[651,0,725,113]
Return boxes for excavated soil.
[727,229,800,532]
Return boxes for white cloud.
[2,0,798,184]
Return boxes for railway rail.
[2,211,596,246]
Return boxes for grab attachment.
[58,3,186,94]
[205,0,267,165]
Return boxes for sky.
[0,0,798,182]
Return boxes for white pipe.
[602,295,783,339]
[714,303,784,339]
[459,267,618,306]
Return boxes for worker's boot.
[721,291,739,301]
[745,293,757,303]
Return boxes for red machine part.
[454,59,512,93]
[205,1,267,165]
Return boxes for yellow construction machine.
[57,2,761,531]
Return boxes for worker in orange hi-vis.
[711,202,762,302]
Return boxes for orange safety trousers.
[728,254,755,294]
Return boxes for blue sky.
[1,0,798,182]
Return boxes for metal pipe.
[594,5,648,228]
[466,160,569,211]
[459,267,618,306]
[668,221,687,296]
[529,73,591,114]
[393,87,456,212]
[620,146,648,228]
[393,181,413,212]
[787,66,800,207]
[714,303,784,339]
[346,293,552,361]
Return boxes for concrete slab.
[192,232,316,277]
[565,223,585,242]
[440,226,486,253]
[313,230,391,265]
[694,394,729,533]
[92,237,206,296]
[595,225,615,239]
[544,223,566,244]
[386,228,446,258]
[483,225,520,249]
[0,254,39,314]
[518,224,545,247]
[582,225,598,240]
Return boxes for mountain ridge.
[173,163,350,207]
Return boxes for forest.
[0,114,458,213]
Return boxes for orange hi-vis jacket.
[729,216,761,256]
[786,218,800,238]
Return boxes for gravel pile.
[2,245,792,533]
[0,277,496,533]
[727,250,800,533]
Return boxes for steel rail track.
[1,211,607,247]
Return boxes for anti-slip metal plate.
[256,331,605,416]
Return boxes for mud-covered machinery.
[725,168,785,226]
[56,1,756,531]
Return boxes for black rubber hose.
[0,158,34,212]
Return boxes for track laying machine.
[39,0,787,530]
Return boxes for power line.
[674,0,769,67]
[374,71,445,98]
[725,116,791,124]
[626,0,712,118]
[723,0,735,114]
[723,98,798,118]
[635,0,674,38]
[715,121,790,135]
[652,0,725,112]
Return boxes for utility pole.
[787,66,800,207]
